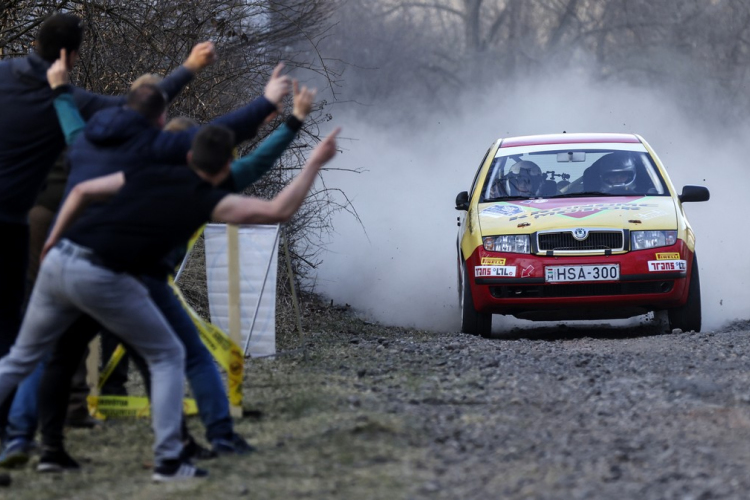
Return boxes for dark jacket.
[64,93,277,198]
[0,53,193,224]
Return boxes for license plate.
[545,264,619,282]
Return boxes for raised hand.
[47,49,70,89]
[184,41,217,73]
[264,63,292,107]
[292,80,317,121]
[309,127,341,166]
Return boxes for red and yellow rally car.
[455,133,710,337]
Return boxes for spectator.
[28,61,290,472]
[0,12,211,441]
[0,124,340,481]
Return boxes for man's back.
[64,166,228,278]
[0,52,194,225]
[0,55,68,225]
[65,105,194,197]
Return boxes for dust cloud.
[312,72,745,333]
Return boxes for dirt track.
[3,302,750,500]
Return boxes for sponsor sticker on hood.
[480,205,524,218]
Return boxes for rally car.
[455,133,709,337]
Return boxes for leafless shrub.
[326,0,750,123]
[1,1,360,313]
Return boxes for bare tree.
[1,1,352,308]
[326,0,750,122]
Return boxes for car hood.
[477,196,677,235]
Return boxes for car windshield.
[479,146,668,202]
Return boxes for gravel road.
[4,303,750,500]
[285,308,750,500]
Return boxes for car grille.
[537,230,624,252]
[489,281,673,299]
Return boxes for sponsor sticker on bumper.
[480,257,506,265]
[655,252,680,260]
[647,260,686,272]
[475,266,517,277]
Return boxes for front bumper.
[466,240,693,320]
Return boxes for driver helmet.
[599,153,636,192]
[506,161,542,196]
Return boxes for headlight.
[631,230,677,250]
[482,235,530,253]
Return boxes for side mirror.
[455,191,469,211]
[679,185,710,203]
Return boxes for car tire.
[667,254,701,333]
[460,261,492,337]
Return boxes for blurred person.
[38,63,313,464]
[0,12,215,440]
[0,153,98,469]
[25,61,291,473]
[0,125,340,481]
[99,74,165,399]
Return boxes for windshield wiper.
[482,196,533,202]
[548,191,616,198]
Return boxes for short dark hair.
[126,83,167,123]
[36,14,84,62]
[190,125,235,175]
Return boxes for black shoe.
[152,459,208,482]
[210,433,256,455]
[0,472,10,486]
[37,448,80,473]
[181,437,217,460]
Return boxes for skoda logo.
[572,228,589,241]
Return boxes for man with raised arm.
[0,124,340,481]
[0,12,215,441]
[20,61,306,472]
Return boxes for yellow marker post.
[226,224,244,418]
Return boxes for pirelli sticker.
[475,266,516,277]
[655,252,680,260]
[481,257,506,265]
[647,260,686,272]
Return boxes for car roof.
[499,133,641,148]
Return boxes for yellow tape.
[88,395,198,419]
[168,277,244,409]
[91,224,244,417]
[186,225,205,256]
[98,343,126,391]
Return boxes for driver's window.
[482,157,507,200]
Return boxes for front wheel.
[460,261,492,337]
[667,254,701,332]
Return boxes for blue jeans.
[0,241,186,464]
[4,358,44,441]
[15,252,234,449]
[141,275,233,442]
